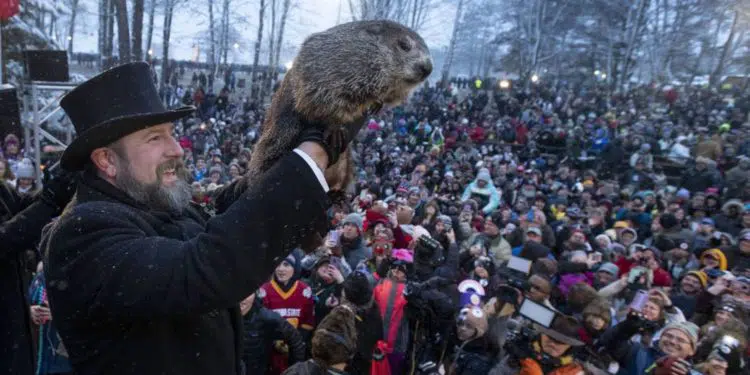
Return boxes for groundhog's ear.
[364,23,384,36]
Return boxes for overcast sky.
[73,0,455,65]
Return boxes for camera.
[496,256,533,292]
[414,235,445,269]
[504,299,556,363]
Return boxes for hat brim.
[61,106,195,170]
[534,324,584,346]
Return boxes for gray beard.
[115,162,192,215]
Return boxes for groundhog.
[245,20,432,193]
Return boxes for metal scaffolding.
[23,81,77,187]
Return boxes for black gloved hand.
[297,104,379,166]
[40,166,78,211]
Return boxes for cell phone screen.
[629,289,649,312]
[518,299,555,327]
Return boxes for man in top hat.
[41,62,362,375]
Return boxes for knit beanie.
[437,215,453,227]
[15,159,35,179]
[684,270,708,288]
[597,262,619,276]
[342,271,373,307]
[662,321,700,349]
[701,248,728,271]
[342,213,364,232]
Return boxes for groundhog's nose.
[416,58,433,80]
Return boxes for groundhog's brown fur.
[245,20,432,190]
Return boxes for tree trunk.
[265,0,277,100]
[145,0,156,59]
[105,0,116,67]
[209,0,216,72]
[222,0,230,66]
[251,0,265,101]
[132,0,144,61]
[161,0,175,90]
[441,0,464,85]
[273,0,291,76]
[710,10,739,87]
[114,0,131,63]
[67,0,80,59]
[98,0,106,68]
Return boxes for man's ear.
[90,148,118,179]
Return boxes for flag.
[0,0,20,20]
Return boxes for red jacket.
[615,258,673,287]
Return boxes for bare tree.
[161,0,178,89]
[273,0,292,76]
[709,9,741,86]
[114,0,131,63]
[132,0,145,60]
[264,0,277,100]
[66,0,80,58]
[251,0,266,100]
[441,0,465,84]
[208,0,217,72]
[221,0,231,66]
[145,0,157,58]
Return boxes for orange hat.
[614,221,630,229]
[701,248,728,271]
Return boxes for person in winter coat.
[28,262,73,375]
[503,314,585,375]
[340,213,372,270]
[599,317,702,375]
[43,63,337,375]
[0,169,75,375]
[449,305,499,375]
[240,292,306,375]
[341,271,383,375]
[260,253,316,375]
[304,256,345,326]
[724,157,750,199]
[282,305,359,375]
[680,157,723,193]
[713,200,745,237]
[460,168,501,214]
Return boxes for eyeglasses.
[661,332,691,346]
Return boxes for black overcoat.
[0,183,60,375]
[44,153,330,375]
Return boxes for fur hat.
[566,283,599,314]
[312,305,358,367]
[583,299,612,326]
[342,271,373,307]
[342,213,364,232]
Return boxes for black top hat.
[60,62,195,170]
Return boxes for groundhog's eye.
[398,39,412,52]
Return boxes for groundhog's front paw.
[323,154,350,190]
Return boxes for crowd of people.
[3,63,750,375]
